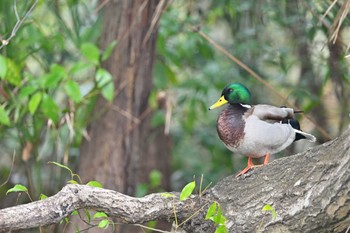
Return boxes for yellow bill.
[209,96,228,110]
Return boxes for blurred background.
[0,0,349,232]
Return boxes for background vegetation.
[0,0,349,231]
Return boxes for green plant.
[174,178,228,232]
[6,161,109,232]
[206,202,228,233]
[262,204,277,221]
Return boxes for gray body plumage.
[217,103,316,158]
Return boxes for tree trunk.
[79,0,169,195]
[1,127,349,232]
[76,0,171,231]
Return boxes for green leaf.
[153,62,168,89]
[74,225,81,233]
[160,193,175,198]
[0,55,7,78]
[29,92,42,115]
[43,65,66,88]
[148,90,158,109]
[96,68,112,87]
[69,61,94,75]
[18,86,37,99]
[154,61,177,89]
[213,206,226,225]
[98,219,109,229]
[5,58,21,86]
[71,210,78,216]
[135,183,148,197]
[101,82,114,102]
[81,42,100,65]
[206,202,217,220]
[40,193,48,200]
[68,179,78,184]
[147,220,157,229]
[262,204,277,220]
[96,68,114,101]
[0,106,10,126]
[215,225,228,233]
[64,80,82,103]
[149,170,162,188]
[102,40,117,61]
[86,180,103,188]
[6,184,28,195]
[85,209,91,223]
[93,212,108,219]
[179,180,196,201]
[48,161,73,174]
[41,95,59,123]
[151,110,165,128]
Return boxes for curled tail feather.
[282,118,316,142]
[294,129,317,142]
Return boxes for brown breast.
[217,104,247,149]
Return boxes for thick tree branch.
[0,184,210,232]
[0,128,349,232]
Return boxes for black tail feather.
[281,118,306,141]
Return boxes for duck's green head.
[209,83,251,110]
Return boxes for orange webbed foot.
[236,156,254,177]
[236,153,271,177]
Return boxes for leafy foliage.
[205,202,228,232]
[0,0,348,231]
[179,180,196,201]
[0,0,112,202]
[6,184,28,195]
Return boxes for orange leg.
[236,157,254,177]
[236,153,271,177]
[263,152,270,165]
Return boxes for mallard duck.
[209,83,316,177]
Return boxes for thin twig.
[133,224,171,233]
[111,105,141,125]
[177,202,210,227]
[0,151,16,188]
[0,0,38,50]
[94,0,110,13]
[321,0,339,22]
[345,225,350,233]
[301,0,330,29]
[329,0,350,44]
[143,0,171,46]
[194,28,331,141]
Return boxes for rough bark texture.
[76,2,171,232]
[1,128,349,232]
[78,0,170,194]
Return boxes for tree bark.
[78,0,170,194]
[76,1,171,231]
[1,127,349,232]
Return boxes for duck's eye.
[228,88,233,93]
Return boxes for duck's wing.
[246,104,294,122]
[246,104,316,142]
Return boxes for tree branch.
[0,128,349,232]
[0,0,38,50]
[0,184,210,232]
